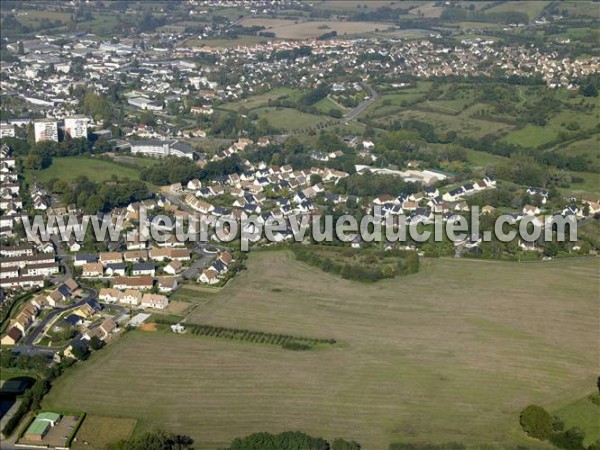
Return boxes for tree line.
[227,431,360,450]
[186,323,336,350]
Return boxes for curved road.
[12,288,98,356]
[343,84,379,121]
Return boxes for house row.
[98,287,171,309]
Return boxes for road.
[342,84,379,121]
[12,288,98,357]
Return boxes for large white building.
[34,120,58,143]
[64,116,90,139]
[0,124,15,138]
[127,97,163,111]
[130,140,195,160]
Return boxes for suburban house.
[73,253,98,266]
[157,277,178,293]
[113,276,154,291]
[121,289,142,306]
[132,262,156,276]
[105,262,127,277]
[0,326,22,345]
[98,288,122,303]
[141,293,169,309]
[199,267,219,285]
[163,260,183,275]
[99,252,123,265]
[82,262,104,278]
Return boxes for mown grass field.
[219,88,297,112]
[238,18,394,39]
[256,107,330,131]
[44,252,598,450]
[72,416,137,449]
[484,1,551,20]
[25,156,142,184]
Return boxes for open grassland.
[484,1,551,20]
[312,1,424,12]
[72,416,137,450]
[25,156,141,184]
[567,170,600,196]
[44,253,599,450]
[503,124,559,148]
[238,18,394,39]
[554,395,600,446]
[219,88,298,112]
[15,9,72,27]
[556,1,600,18]
[374,108,512,138]
[256,107,329,131]
[185,35,274,49]
[408,2,445,18]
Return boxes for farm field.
[185,35,274,49]
[256,107,330,131]
[484,1,551,20]
[502,124,559,148]
[374,108,513,138]
[72,416,137,449]
[44,252,599,450]
[238,18,395,39]
[24,156,142,184]
[219,88,297,112]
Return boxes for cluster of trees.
[187,323,335,350]
[2,353,77,436]
[300,84,330,106]
[109,430,194,450]
[350,6,409,21]
[21,138,92,170]
[0,349,49,371]
[48,176,150,213]
[227,431,360,450]
[270,46,312,62]
[139,155,244,186]
[520,404,599,450]
[579,73,600,97]
[335,174,418,198]
[292,246,419,283]
[317,30,338,41]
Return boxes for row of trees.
[110,429,359,450]
[109,430,193,450]
[187,323,336,350]
[228,431,360,450]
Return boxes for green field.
[185,35,274,49]
[44,253,598,450]
[485,1,551,20]
[554,395,600,446]
[503,124,558,148]
[219,88,298,112]
[25,156,142,184]
[256,107,330,132]
[72,416,137,449]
